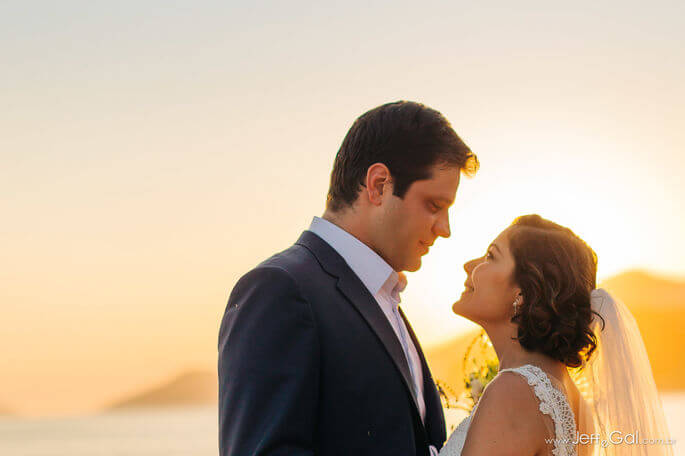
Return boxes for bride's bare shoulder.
[461,372,548,456]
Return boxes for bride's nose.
[463,257,481,275]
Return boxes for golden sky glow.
[1,1,684,416]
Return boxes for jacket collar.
[295,230,445,441]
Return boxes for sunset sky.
[2,1,684,416]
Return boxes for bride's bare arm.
[461,372,549,456]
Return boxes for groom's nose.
[434,213,450,238]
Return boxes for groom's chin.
[404,257,422,272]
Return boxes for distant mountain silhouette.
[426,270,685,395]
[104,270,683,411]
[106,370,216,410]
[424,331,481,400]
[601,270,685,309]
[601,270,685,391]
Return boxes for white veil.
[572,288,674,456]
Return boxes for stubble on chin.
[403,255,422,273]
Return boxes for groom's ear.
[365,163,392,206]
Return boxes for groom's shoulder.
[238,240,322,289]
[258,241,318,275]
[226,245,312,305]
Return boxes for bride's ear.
[512,292,522,314]
[513,289,523,307]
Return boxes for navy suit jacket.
[218,230,446,455]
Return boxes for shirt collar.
[308,216,405,297]
[380,270,408,308]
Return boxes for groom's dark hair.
[326,101,479,212]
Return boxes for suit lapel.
[399,307,447,446]
[295,231,422,415]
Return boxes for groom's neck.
[321,209,374,250]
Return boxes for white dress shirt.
[308,216,426,421]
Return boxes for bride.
[439,214,673,456]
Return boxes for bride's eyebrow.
[488,243,502,254]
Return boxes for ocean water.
[0,406,218,456]
[1,394,683,455]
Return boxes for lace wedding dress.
[439,364,577,456]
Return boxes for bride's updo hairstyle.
[508,214,602,368]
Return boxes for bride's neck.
[484,322,560,373]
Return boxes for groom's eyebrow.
[489,243,502,254]
[434,196,455,205]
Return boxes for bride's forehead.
[492,227,514,247]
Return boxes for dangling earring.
[512,297,520,314]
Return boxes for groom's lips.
[419,240,434,252]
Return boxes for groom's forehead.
[414,168,460,198]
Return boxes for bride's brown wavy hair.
[508,214,603,368]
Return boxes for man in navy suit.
[218,101,479,455]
